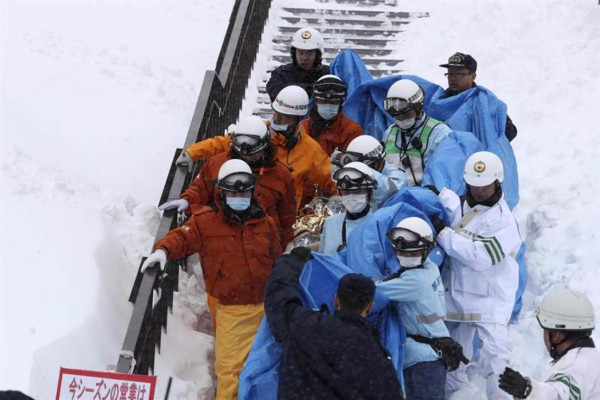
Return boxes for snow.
[1,0,599,399]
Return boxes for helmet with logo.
[464,151,504,186]
[231,116,269,156]
[216,159,256,192]
[387,217,435,253]
[290,27,324,68]
[383,79,425,116]
[333,161,378,191]
[313,74,347,103]
[536,288,595,331]
[272,85,309,117]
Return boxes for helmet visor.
[231,134,267,155]
[217,171,256,192]
[333,167,377,190]
[383,98,412,115]
[387,227,432,252]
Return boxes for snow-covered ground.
[1,0,599,399]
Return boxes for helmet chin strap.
[549,331,567,360]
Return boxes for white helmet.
[272,85,309,117]
[231,116,269,155]
[291,27,324,52]
[217,159,255,192]
[345,135,386,166]
[384,80,425,115]
[536,288,595,331]
[387,217,434,253]
[464,151,504,186]
[333,161,378,190]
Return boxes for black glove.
[290,246,312,262]
[499,367,532,399]
[423,184,440,195]
[430,215,446,234]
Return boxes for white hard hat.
[388,216,434,252]
[231,116,269,155]
[464,151,504,186]
[346,135,386,160]
[291,27,324,53]
[536,288,595,331]
[217,159,255,192]
[333,161,378,190]
[272,85,309,117]
[384,80,425,115]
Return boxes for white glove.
[175,150,194,173]
[158,199,189,212]
[140,249,167,272]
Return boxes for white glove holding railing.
[140,249,167,273]
[175,150,194,173]
[158,199,189,212]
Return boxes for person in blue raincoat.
[319,162,378,254]
[382,79,451,187]
[264,247,404,400]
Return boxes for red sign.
[55,368,157,400]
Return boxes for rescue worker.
[264,247,404,400]
[499,288,599,399]
[439,52,518,142]
[141,159,282,400]
[434,151,522,399]
[176,86,336,208]
[266,27,330,101]
[319,162,378,254]
[376,217,460,400]
[382,79,451,186]
[159,116,296,249]
[333,135,406,207]
[301,74,363,156]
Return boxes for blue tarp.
[330,49,373,96]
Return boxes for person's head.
[270,85,309,148]
[383,79,426,131]
[334,273,376,316]
[333,161,378,215]
[387,217,435,268]
[231,116,271,168]
[313,74,347,121]
[216,159,256,212]
[342,135,386,172]
[535,288,595,359]
[464,151,504,203]
[440,52,477,94]
[290,27,324,70]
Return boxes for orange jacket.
[154,201,282,305]
[186,125,336,208]
[180,149,297,248]
[301,111,363,156]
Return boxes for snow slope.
[1,0,599,399]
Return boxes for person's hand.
[175,150,194,173]
[158,199,189,212]
[499,367,532,399]
[430,215,446,234]
[140,249,167,273]
[290,246,312,262]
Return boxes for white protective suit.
[436,187,522,400]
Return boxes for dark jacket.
[266,63,330,101]
[264,254,404,400]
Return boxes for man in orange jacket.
[301,74,363,156]
[176,86,336,209]
[159,116,296,249]
[141,159,282,400]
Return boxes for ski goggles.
[217,172,256,192]
[231,134,268,155]
[332,151,380,169]
[383,98,413,115]
[333,167,377,190]
[387,227,433,252]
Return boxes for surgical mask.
[226,197,251,211]
[397,255,422,268]
[396,117,416,130]
[317,104,340,120]
[269,118,288,133]
[341,193,368,214]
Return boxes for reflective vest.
[384,117,443,186]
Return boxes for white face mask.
[269,118,288,133]
[396,117,416,130]
[317,104,340,120]
[226,196,251,211]
[397,255,422,268]
[341,193,369,214]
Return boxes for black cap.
[440,52,477,72]
[337,273,375,303]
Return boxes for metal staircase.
[246,0,429,117]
